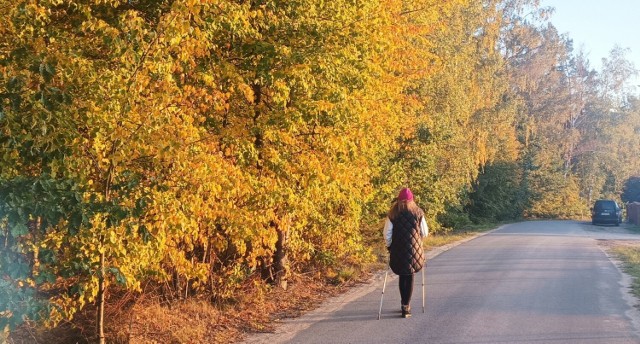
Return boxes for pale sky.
[541,0,640,75]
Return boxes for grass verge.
[626,224,640,233]
[612,243,640,299]
[424,222,499,251]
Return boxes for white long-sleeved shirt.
[383,216,428,247]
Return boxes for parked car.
[591,199,622,226]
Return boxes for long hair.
[388,200,420,220]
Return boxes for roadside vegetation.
[424,223,501,252]
[8,223,501,343]
[1,0,639,343]
[612,242,640,301]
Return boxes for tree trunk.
[259,220,290,289]
[98,250,106,344]
[29,217,42,276]
[98,161,114,344]
[272,225,289,290]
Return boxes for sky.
[541,0,640,75]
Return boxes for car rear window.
[595,201,615,211]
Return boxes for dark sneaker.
[401,305,411,318]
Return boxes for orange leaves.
[238,83,256,103]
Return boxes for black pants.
[399,274,414,306]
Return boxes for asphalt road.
[244,221,640,344]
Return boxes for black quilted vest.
[389,209,424,275]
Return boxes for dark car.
[591,199,622,226]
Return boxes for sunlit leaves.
[5,0,638,337]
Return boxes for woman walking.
[383,187,428,318]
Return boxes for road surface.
[244,220,640,344]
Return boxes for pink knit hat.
[398,187,414,201]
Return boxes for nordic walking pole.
[422,242,426,313]
[421,261,425,313]
[377,257,389,320]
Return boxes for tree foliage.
[1,0,639,339]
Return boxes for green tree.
[468,162,525,222]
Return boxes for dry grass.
[9,273,358,344]
[125,300,220,344]
[424,223,497,252]
[608,241,640,299]
[424,232,474,250]
[114,273,359,344]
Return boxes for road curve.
[243,221,640,344]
